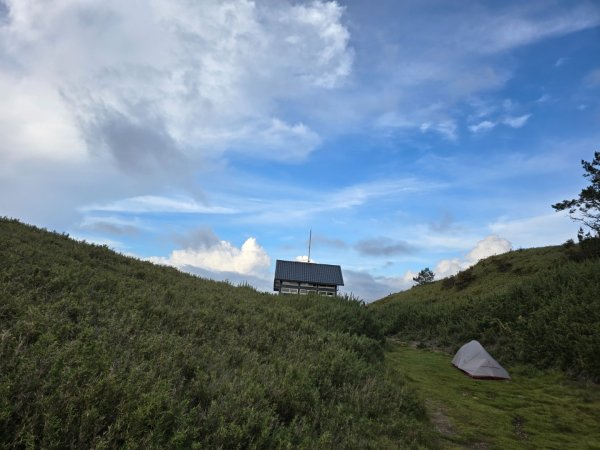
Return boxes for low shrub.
[0,218,433,449]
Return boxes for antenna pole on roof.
[308,229,312,263]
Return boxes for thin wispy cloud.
[503,114,531,128]
[536,94,551,103]
[502,114,531,128]
[555,57,568,67]
[469,120,497,133]
[237,178,444,224]
[83,195,235,214]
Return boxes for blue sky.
[1,0,599,300]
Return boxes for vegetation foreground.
[387,344,600,450]
[372,244,600,382]
[2,217,600,448]
[0,218,433,449]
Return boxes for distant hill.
[0,218,434,449]
[370,243,600,381]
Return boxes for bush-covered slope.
[371,244,600,381]
[0,218,433,449]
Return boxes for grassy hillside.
[371,244,600,381]
[387,344,600,450]
[0,218,434,449]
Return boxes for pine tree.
[413,267,435,286]
[552,151,600,235]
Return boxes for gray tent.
[452,340,510,380]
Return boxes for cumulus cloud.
[0,0,353,172]
[465,235,512,262]
[434,258,463,279]
[152,235,271,278]
[0,74,85,164]
[435,235,512,278]
[0,0,356,229]
[82,107,185,174]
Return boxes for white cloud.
[465,235,512,263]
[241,177,441,224]
[431,120,457,141]
[466,7,599,54]
[231,118,322,161]
[360,1,599,137]
[152,237,271,278]
[434,258,463,279]
[83,195,234,214]
[419,120,457,140]
[468,113,530,134]
[434,235,512,279]
[0,74,86,164]
[344,235,512,300]
[0,0,352,167]
[469,120,496,133]
[503,114,531,128]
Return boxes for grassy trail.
[386,343,600,449]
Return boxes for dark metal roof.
[274,260,344,286]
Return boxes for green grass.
[371,244,600,381]
[374,246,570,307]
[4,216,600,448]
[386,343,600,450]
[0,218,434,449]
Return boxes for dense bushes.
[0,218,433,449]
[372,246,600,382]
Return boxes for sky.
[1,0,599,301]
